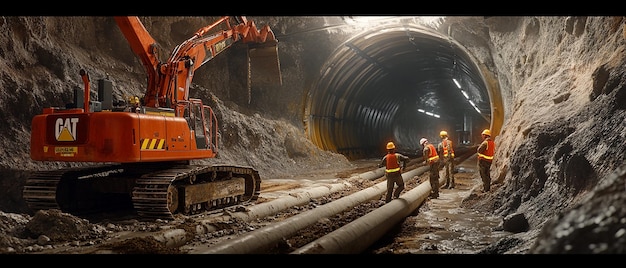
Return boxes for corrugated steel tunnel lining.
[304,22,496,159]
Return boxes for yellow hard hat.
[134,97,139,104]
[440,130,448,137]
[482,129,491,136]
[386,142,395,150]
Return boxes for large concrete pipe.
[195,168,384,229]
[195,166,429,254]
[199,180,355,226]
[292,155,477,254]
[291,175,437,254]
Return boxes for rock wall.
[454,16,626,253]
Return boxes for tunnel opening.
[304,20,497,160]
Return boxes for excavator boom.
[115,16,281,109]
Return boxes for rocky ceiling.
[301,17,492,158]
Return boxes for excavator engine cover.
[248,42,282,86]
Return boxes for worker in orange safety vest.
[378,141,410,203]
[421,138,440,198]
[437,130,456,189]
[477,129,495,192]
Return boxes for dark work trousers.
[479,159,492,192]
[442,157,455,188]
[385,171,404,203]
[429,163,440,197]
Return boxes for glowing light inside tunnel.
[461,90,469,99]
[453,78,462,89]
[456,78,482,115]
[468,100,481,114]
[417,108,440,118]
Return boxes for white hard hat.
[420,138,428,146]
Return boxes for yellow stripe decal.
[157,139,165,149]
[141,139,150,150]
[149,139,157,149]
[140,138,166,150]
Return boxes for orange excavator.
[23,16,281,220]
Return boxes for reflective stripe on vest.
[385,153,401,173]
[426,144,439,164]
[478,139,495,162]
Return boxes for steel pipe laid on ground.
[291,154,477,254]
[195,166,429,254]
[199,180,354,227]
[291,174,436,254]
[201,168,383,226]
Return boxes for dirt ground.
[0,160,377,254]
[6,157,529,255]
[368,160,515,254]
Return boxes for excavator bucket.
[248,42,282,86]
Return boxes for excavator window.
[182,104,193,129]
[192,103,209,149]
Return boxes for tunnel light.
[453,78,462,89]
[462,90,482,115]
[468,100,482,114]
[461,90,469,99]
[417,108,440,118]
[472,105,481,114]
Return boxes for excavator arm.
[113,17,160,105]
[114,16,281,109]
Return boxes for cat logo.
[55,117,79,142]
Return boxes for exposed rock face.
[449,16,626,253]
[0,16,625,254]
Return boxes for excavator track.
[22,170,65,211]
[23,164,261,220]
[133,165,261,220]
[22,165,127,215]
